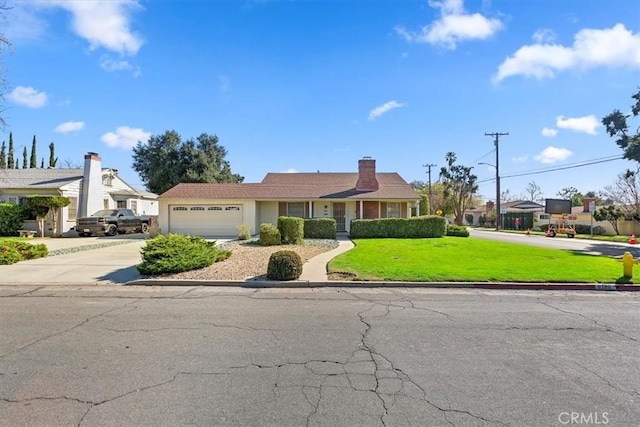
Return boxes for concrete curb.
[126,279,640,291]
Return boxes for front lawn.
[328,238,631,283]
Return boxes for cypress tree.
[22,146,28,168]
[7,132,14,169]
[40,158,44,168]
[49,142,57,168]
[0,141,5,168]
[30,135,37,168]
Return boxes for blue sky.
[2,0,639,202]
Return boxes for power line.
[476,155,624,184]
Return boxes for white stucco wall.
[257,201,279,230]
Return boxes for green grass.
[328,238,632,283]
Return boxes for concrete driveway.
[0,234,150,285]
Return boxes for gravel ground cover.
[155,239,339,281]
[48,240,137,257]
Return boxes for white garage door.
[169,205,243,237]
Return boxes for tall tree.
[0,141,5,168]
[40,158,44,168]
[49,142,57,168]
[439,152,478,225]
[602,88,640,162]
[132,130,244,194]
[30,135,37,168]
[601,167,640,222]
[525,181,543,202]
[22,146,27,168]
[7,131,14,168]
[556,186,583,206]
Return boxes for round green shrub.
[259,223,281,246]
[267,250,303,281]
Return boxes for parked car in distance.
[76,209,154,237]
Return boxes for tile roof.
[160,173,420,200]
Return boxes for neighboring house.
[569,199,640,235]
[0,152,158,236]
[158,157,421,237]
[465,200,545,226]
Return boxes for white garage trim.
[168,204,243,237]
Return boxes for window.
[173,206,188,211]
[208,206,223,211]
[8,197,17,204]
[102,175,113,186]
[287,202,305,218]
[225,206,241,211]
[387,202,400,218]
[68,197,78,220]
[191,206,205,211]
[130,201,137,215]
[116,200,127,209]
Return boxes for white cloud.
[532,29,556,44]
[54,121,85,133]
[41,0,144,55]
[7,86,48,108]
[511,155,528,162]
[494,24,640,82]
[556,115,599,135]
[368,100,406,121]
[283,168,298,173]
[541,127,558,137]
[396,0,503,49]
[100,57,132,72]
[534,146,572,164]
[101,126,150,149]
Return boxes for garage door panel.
[169,205,243,236]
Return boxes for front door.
[333,202,346,232]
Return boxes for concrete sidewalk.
[298,235,355,281]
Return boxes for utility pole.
[422,163,437,215]
[484,132,508,230]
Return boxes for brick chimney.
[355,157,379,191]
[78,152,103,217]
[583,198,595,213]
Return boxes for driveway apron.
[0,238,148,285]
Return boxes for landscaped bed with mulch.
[153,239,338,281]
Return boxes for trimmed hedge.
[278,216,304,244]
[446,224,470,237]
[137,234,229,275]
[350,216,446,238]
[304,218,336,239]
[0,203,25,236]
[259,223,281,246]
[0,240,48,265]
[267,250,303,281]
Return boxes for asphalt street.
[469,228,640,258]
[1,286,638,426]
